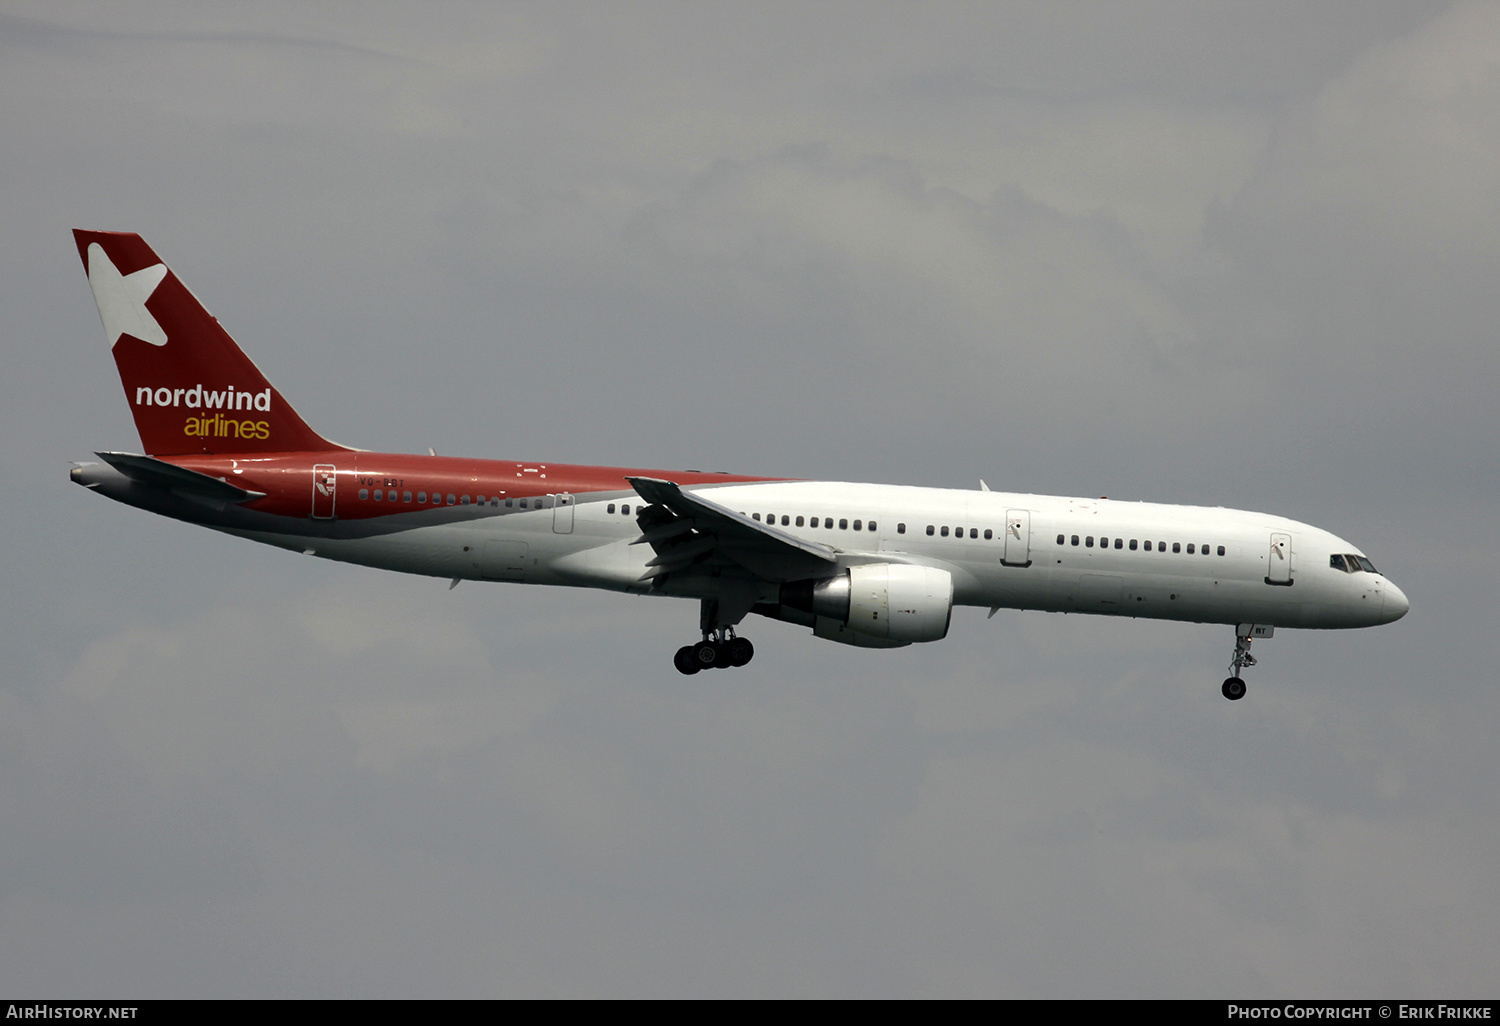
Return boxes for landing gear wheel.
[727,637,754,667]
[692,640,720,670]
[1222,677,1246,701]
[674,646,701,675]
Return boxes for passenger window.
[608,504,616,514]
[1071,535,1079,546]
[1100,537,1108,547]
[940,526,949,537]
[1186,543,1195,554]
[359,488,369,500]
[1057,534,1065,545]
[418,492,428,503]
[1172,542,1181,553]
[1217,546,1225,556]
[926,525,935,536]
[839,519,848,530]
[1202,544,1210,556]
[852,519,861,531]
[1129,539,1138,550]
[751,512,760,521]
[503,497,511,507]
[476,495,486,505]
[1114,538,1123,549]
[985,529,993,540]
[1086,536,1094,547]
[868,521,877,532]
[622,504,630,515]
[898,523,906,534]
[970,528,978,539]
[954,526,963,537]
[461,495,470,505]
[795,516,803,527]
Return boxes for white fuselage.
[233,480,1407,631]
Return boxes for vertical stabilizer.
[73,230,345,455]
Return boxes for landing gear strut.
[673,597,756,675]
[1222,625,1265,701]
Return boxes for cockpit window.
[1331,553,1380,575]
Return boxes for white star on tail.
[87,242,168,347]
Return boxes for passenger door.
[552,492,575,534]
[311,464,337,519]
[1266,532,1293,586]
[1002,509,1032,567]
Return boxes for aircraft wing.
[626,476,837,583]
[96,451,266,504]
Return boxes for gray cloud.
[1,0,1493,996]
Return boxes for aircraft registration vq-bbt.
[69,230,1408,699]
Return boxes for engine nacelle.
[779,564,953,646]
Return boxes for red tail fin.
[73,230,345,456]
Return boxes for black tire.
[713,641,733,669]
[693,640,720,669]
[727,637,754,667]
[1222,677,1246,701]
[674,646,700,675]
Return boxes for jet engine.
[771,564,953,647]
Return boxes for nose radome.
[1382,581,1410,623]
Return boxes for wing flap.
[626,476,837,584]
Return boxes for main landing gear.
[674,595,757,675]
[674,629,754,674]
[1223,624,1265,701]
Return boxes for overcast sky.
[2,1,1497,997]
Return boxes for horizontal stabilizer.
[95,451,265,504]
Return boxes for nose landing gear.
[1223,624,1270,700]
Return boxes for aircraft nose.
[1382,581,1410,623]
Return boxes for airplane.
[67,230,1408,700]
